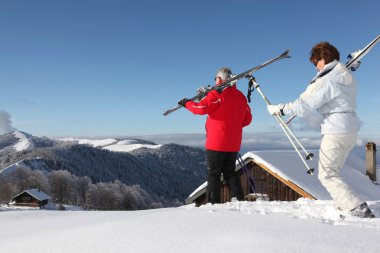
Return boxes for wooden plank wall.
[194,161,304,206]
[250,162,303,201]
[218,161,302,204]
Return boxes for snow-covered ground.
[1,199,380,253]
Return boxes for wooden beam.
[366,142,377,183]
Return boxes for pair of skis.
[162,49,291,116]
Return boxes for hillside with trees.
[0,132,207,209]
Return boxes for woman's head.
[309,42,340,67]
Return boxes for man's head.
[215,67,232,84]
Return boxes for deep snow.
[1,199,380,253]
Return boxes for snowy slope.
[0,159,28,175]
[12,131,33,151]
[60,137,162,152]
[0,157,49,176]
[0,200,380,253]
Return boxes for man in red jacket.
[178,67,252,203]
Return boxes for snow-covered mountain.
[59,137,162,152]
[0,131,56,153]
[0,131,207,204]
[0,131,163,154]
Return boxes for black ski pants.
[206,150,244,204]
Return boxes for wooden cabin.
[186,149,380,206]
[11,189,51,208]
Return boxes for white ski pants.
[318,134,363,212]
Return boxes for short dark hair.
[309,42,340,65]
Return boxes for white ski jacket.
[283,60,359,135]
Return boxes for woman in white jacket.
[267,42,375,218]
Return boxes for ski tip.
[163,104,185,116]
[282,49,292,58]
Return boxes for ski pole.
[278,115,314,160]
[249,76,314,175]
[273,114,315,174]
[249,76,314,161]
[285,115,296,125]
[236,153,257,196]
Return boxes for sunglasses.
[311,58,320,67]
[214,76,222,81]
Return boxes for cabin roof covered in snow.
[12,189,51,201]
[187,150,380,202]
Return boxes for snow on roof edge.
[12,189,51,201]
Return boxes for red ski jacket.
[185,85,252,152]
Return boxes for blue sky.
[0,0,379,138]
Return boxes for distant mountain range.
[0,131,207,204]
[1,131,376,205]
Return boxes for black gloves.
[178,98,190,107]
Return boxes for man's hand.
[267,104,285,116]
[196,86,210,94]
[178,98,190,107]
[229,74,237,86]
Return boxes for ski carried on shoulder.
[346,34,380,70]
[163,49,291,116]
[286,34,380,125]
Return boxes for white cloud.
[0,110,15,133]
[288,113,322,132]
